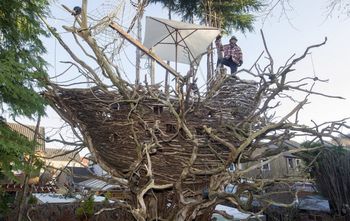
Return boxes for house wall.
[7,122,45,152]
[46,160,81,170]
[242,155,303,179]
[57,172,69,187]
[91,164,106,176]
[338,137,350,147]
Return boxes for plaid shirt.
[215,39,243,65]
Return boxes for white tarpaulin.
[143,16,220,66]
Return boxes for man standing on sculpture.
[215,35,243,75]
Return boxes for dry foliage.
[38,1,348,220]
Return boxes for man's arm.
[215,34,223,51]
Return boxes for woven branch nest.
[46,76,258,191]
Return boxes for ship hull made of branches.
[45,76,258,220]
[41,2,340,219]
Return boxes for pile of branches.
[40,2,349,220]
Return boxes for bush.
[76,195,95,221]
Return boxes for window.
[295,159,301,171]
[179,128,187,138]
[287,157,295,169]
[228,163,236,172]
[195,127,204,135]
[153,105,163,114]
[308,214,323,221]
[228,163,242,172]
[292,182,317,192]
[111,103,120,110]
[166,124,176,133]
[154,128,160,135]
[261,160,270,171]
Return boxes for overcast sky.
[13,0,349,148]
[143,0,350,131]
[238,0,350,128]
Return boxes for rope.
[88,0,132,58]
[309,53,316,77]
[54,38,57,80]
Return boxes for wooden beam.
[109,22,183,81]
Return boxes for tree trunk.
[128,181,214,221]
[17,117,41,221]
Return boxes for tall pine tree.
[0,0,49,117]
[0,0,49,188]
[0,2,50,219]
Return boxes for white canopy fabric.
[143,16,220,66]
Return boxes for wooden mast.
[109,22,183,82]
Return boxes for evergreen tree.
[0,2,49,219]
[0,122,38,181]
[0,0,49,190]
[299,142,350,216]
[149,0,263,33]
[0,0,49,117]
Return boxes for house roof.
[283,140,301,149]
[298,195,330,213]
[267,140,301,158]
[34,193,78,204]
[213,204,265,220]
[33,193,113,204]
[267,140,301,149]
[7,122,45,152]
[335,135,350,147]
[268,194,330,214]
[68,166,92,183]
[77,178,120,191]
[45,148,81,163]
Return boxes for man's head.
[229,36,238,44]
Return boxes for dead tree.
[40,1,348,220]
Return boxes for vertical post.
[165,7,172,97]
[150,48,155,85]
[205,0,214,91]
[135,0,142,85]
[175,31,178,72]
[174,31,179,94]
[165,61,170,96]
[207,45,212,90]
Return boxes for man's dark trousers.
[217,57,238,74]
